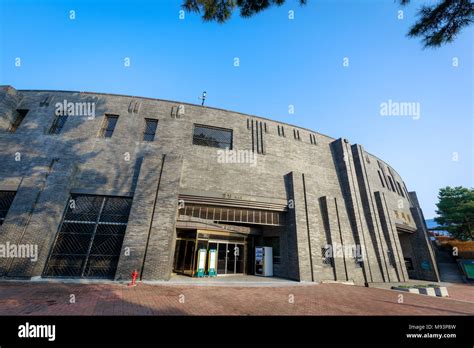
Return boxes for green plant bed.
[394,284,440,289]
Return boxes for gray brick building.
[0,86,439,285]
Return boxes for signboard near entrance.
[196,249,207,277]
[208,249,217,277]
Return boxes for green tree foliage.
[182,0,306,23]
[435,186,474,241]
[400,0,474,48]
[182,0,474,48]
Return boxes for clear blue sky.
[0,0,472,218]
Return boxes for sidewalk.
[0,281,472,316]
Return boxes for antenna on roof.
[199,91,207,106]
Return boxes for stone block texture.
[0,86,440,283]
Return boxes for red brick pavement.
[442,284,474,303]
[0,282,473,316]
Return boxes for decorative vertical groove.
[334,197,349,281]
[301,173,314,281]
[251,119,255,153]
[381,191,407,282]
[344,142,373,282]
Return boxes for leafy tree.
[182,0,474,48]
[435,186,474,241]
[400,0,474,48]
[182,0,306,22]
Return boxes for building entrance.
[173,229,248,276]
[212,242,244,275]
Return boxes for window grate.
[99,115,118,138]
[143,119,158,141]
[0,191,16,226]
[193,124,232,149]
[49,114,68,135]
[44,194,132,279]
[180,204,285,226]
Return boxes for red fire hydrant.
[128,270,138,287]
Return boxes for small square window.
[99,115,118,138]
[143,119,158,141]
[49,114,69,135]
[9,109,28,133]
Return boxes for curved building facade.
[0,86,439,284]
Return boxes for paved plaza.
[0,279,472,316]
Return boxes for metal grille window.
[9,109,28,133]
[143,118,158,141]
[44,194,132,279]
[193,124,232,149]
[49,114,69,134]
[0,191,16,226]
[99,115,119,138]
[179,204,285,226]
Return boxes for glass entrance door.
[235,244,244,273]
[215,242,244,275]
[227,244,236,274]
[217,243,227,274]
[173,239,196,276]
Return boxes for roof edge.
[16,88,336,141]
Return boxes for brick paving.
[442,284,474,303]
[0,281,473,316]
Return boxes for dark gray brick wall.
[0,86,439,284]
